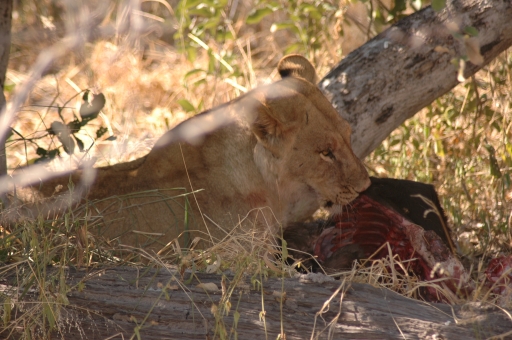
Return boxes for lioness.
[11,55,370,249]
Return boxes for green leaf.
[246,7,274,24]
[67,118,82,132]
[503,173,511,190]
[506,144,512,159]
[284,42,303,55]
[192,78,207,87]
[80,92,106,121]
[96,126,108,139]
[178,99,196,112]
[299,3,315,12]
[183,0,203,10]
[133,325,141,340]
[431,0,446,11]
[434,139,445,157]
[75,136,85,152]
[233,310,240,329]
[464,26,479,37]
[183,68,206,81]
[186,46,197,62]
[61,137,75,155]
[392,0,406,14]
[188,7,214,18]
[201,17,221,30]
[4,83,15,93]
[49,121,64,135]
[33,157,47,164]
[3,297,11,326]
[489,156,502,178]
[270,22,296,33]
[51,121,75,155]
[36,147,47,156]
[485,144,502,178]
[197,99,204,112]
[281,238,288,261]
[43,303,56,329]
[48,149,60,160]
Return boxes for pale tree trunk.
[0,1,12,207]
[320,0,512,159]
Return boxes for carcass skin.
[285,177,512,302]
[285,177,470,301]
[485,255,512,298]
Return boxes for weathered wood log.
[321,0,512,158]
[5,266,511,339]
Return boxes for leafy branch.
[10,90,108,164]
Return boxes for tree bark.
[4,266,511,339]
[320,0,512,158]
[0,1,12,207]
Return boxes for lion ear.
[251,104,284,144]
[277,55,318,84]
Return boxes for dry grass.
[1,0,512,338]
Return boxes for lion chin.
[8,54,370,250]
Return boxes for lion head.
[248,55,370,223]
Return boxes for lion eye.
[320,149,335,161]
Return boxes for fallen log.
[4,266,511,339]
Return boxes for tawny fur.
[11,55,370,249]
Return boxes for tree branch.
[320,0,512,158]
